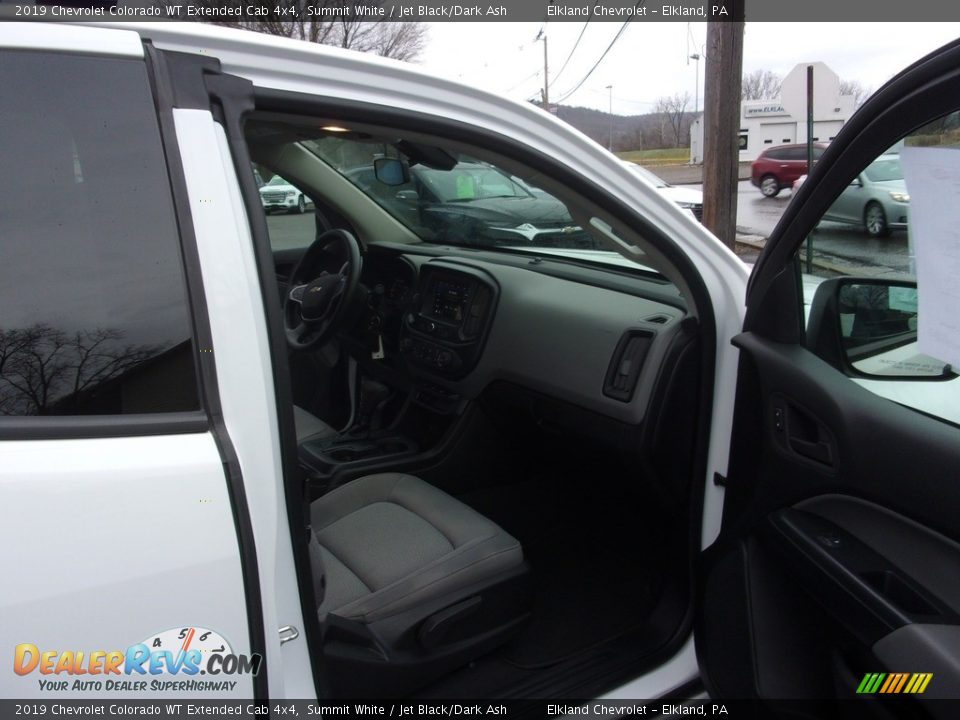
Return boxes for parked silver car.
[794,154,910,237]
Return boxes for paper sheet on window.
[900,147,960,371]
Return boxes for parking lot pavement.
[649,162,752,186]
[266,209,316,250]
[698,180,913,279]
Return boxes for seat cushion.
[311,473,523,624]
[294,405,338,443]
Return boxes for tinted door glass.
[0,51,199,416]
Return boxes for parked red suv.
[751,143,827,197]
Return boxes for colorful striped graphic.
[856,672,933,694]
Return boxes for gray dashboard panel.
[403,255,685,425]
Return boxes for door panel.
[0,434,253,699]
[701,38,960,709]
[700,332,960,704]
[0,36,257,700]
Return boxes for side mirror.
[807,278,951,379]
[850,177,862,187]
[374,158,410,187]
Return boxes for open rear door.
[699,40,960,717]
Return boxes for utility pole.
[606,84,613,151]
[689,53,700,116]
[702,16,745,250]
[539,27,549,112]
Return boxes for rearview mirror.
[374,157,410,187]
[807,278,951,379]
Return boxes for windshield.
[416,165,532,201]
[304,135,604,252]
[863,158,903,183]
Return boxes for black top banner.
[3,0,960,22]
[2,699,960,719]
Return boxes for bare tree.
[655,92,691,147]
[185,1,428,61]
[652,96,670,148]
[0,325,160,415]
[840,79,872,108]
[741,69,782,101]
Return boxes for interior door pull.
[774,398,836,467]
[789,436,833,465]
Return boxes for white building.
[690,62,857,163]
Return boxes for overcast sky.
[417,22,960,115]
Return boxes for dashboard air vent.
[644,314,670,325]
[603,330,654,402]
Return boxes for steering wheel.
[283,229,363,351]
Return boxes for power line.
[553,2,643,105]
[504,69,542,94]
[582,90,656,109]
[554,22,629,104]
[548,15,593,89]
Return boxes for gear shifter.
[354,377,391,435]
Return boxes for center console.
[399,263,498,378]
[300,262,497,489]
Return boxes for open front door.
[699,40,960,716]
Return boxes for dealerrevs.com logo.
[13,627,262,692]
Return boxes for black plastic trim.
[0,412,208,440]
[731,332,960,544]
[203,72,326,695]
[401,261,499,380]
[146,45,270,700]
[767,508,955,645]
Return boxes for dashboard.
[355,245,690,426]
[401,264,497,377]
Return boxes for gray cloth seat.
[310,473,524,625]
[294,405,338,443]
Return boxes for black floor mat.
[502,524,662,668]
[458,475,670,669]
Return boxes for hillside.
[547,104,695,153]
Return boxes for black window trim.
[0,48,209,441]
[0,411,208,440]
[145,45,271,701]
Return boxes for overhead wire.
[552,1,644,105]
[548,14,593,89]
[504,69,542,95]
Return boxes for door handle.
[773,399,837,467]
[278,625,299,645]
[788,436,833,465]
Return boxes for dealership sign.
[745,104,788,118]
